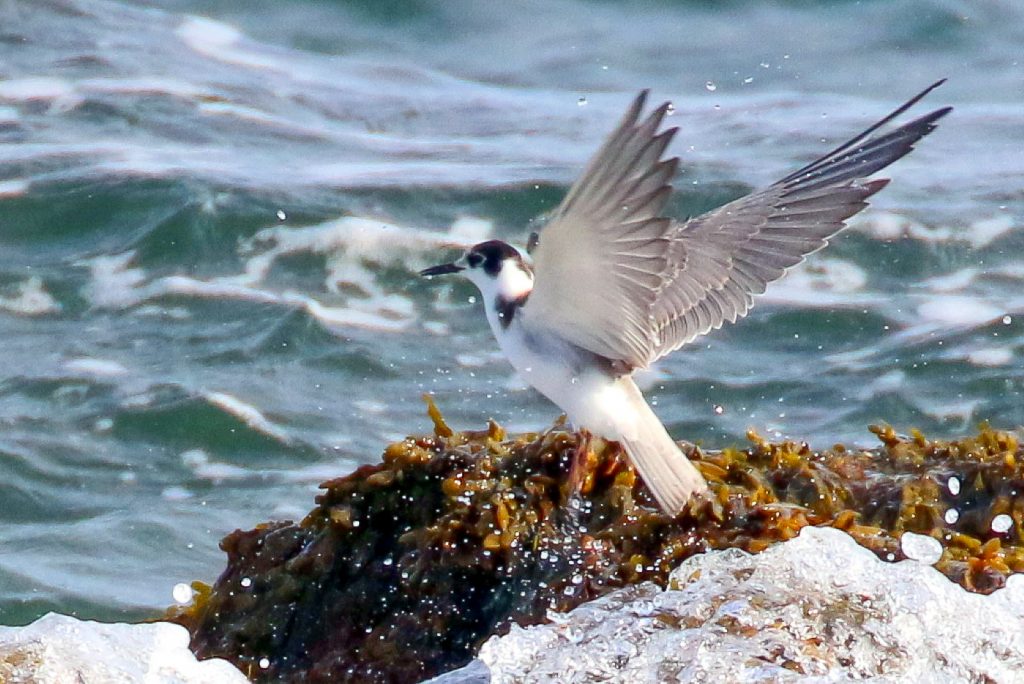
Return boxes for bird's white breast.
[484,306,634,441]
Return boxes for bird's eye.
[467,253,483,268]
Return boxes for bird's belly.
[494,322,629,439]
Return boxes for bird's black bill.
[419,263,464,277]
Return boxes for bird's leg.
[564,428,593,507]
[600,437,630,478]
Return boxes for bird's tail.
[614,378,708,515]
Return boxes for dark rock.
[170,405,1024,683]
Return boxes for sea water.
[0,0,1021,624]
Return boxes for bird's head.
[420,239,533,303]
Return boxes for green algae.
[173,409,1024,683]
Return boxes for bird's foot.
[563,428,593,506]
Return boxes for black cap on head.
[468,240,522,276]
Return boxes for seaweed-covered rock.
[172,405,1024,683]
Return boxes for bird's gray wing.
[526,91,680,367]
[643,82,951,366]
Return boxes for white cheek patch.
[496,262,533,300]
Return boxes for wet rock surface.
[172,406,1024,683]
[0,613,247,684]
[480,526,1024,683]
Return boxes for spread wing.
[644,83,951,366]
[526,91,680,365]
[527,82,950,370]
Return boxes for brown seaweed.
[171,404,1023,683]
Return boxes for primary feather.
[528,82,951,369]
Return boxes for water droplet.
[1003,315,1012,325]
[705,81,717,92]
[577,97,587,106]
[992,514,1013,533]
[944,508,959,524]
[713,404,724,415]
[172,583,193,604]
[276,209,286,221]
[900,532,942,564]
[947,476,961,496]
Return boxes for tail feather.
[619,429,707,515]
[614,380,707,515]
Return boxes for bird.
[420,81,950,516]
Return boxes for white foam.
[82,252,148,309]
[0,179,29,197]
[176,15,283,72]
[193,461,252,482]
[852,211,952,242]
[854,369,906,400]
[900,531,943,564]
[61,358,129,378]
[180,449,209,469]
[449,216,495,243]
[353,400,387,415]
[241,216,479,283]
[0,614,248,683]
[455,353,489,368]
[760,257,872,309]
[967,214,1016,248]
[480,526,1024,682]
[278,460,359,485]
[0,77,75,101]
[175,15,242,51]
[913,395,983,424]
[422,321,449,335]
[198,101,292,127]
[0,277,61,315]
[854,211,1020,248]
[917,296,1003,327]
[161,486,193,501]
[203,391,291,444]
[924,267,979,293]
[967,347,1014,367]
[80,242,417,332]
[81,77,212,100]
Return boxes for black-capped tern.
[422,82,950,515]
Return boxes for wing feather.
[526,93,678,365]
[646,95,951,364]
[526,84,949,369]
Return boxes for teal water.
[0,0,1022,626]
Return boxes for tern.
[421,82,949,515]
